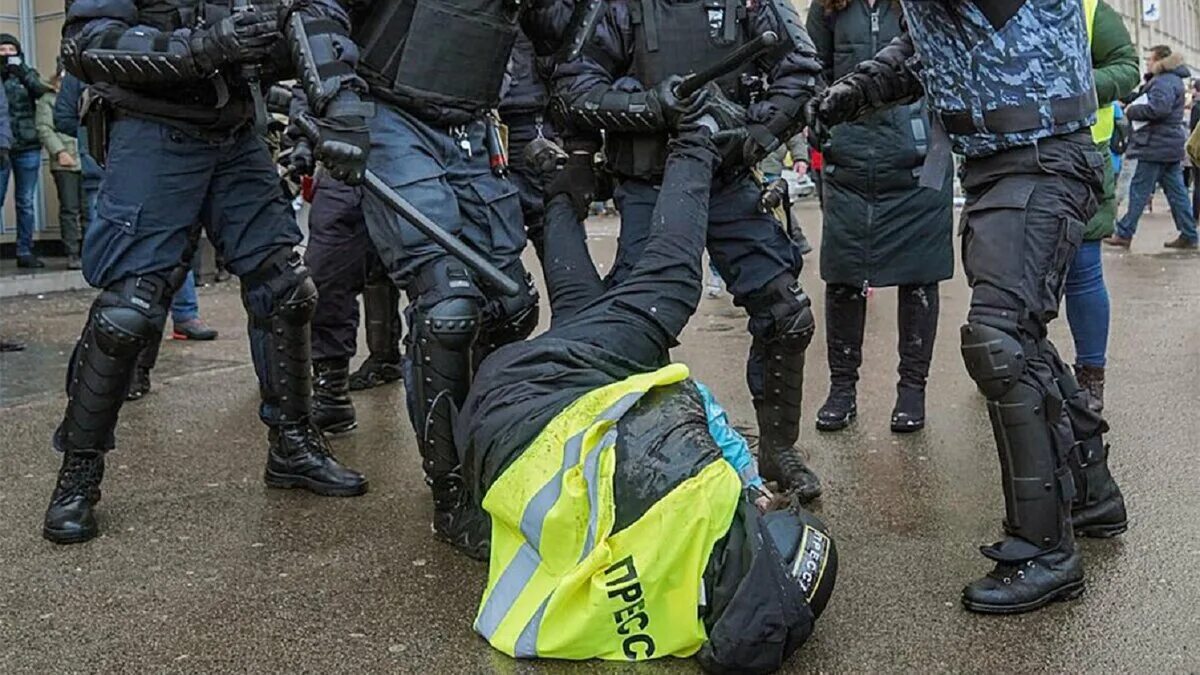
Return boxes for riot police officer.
[553,0,824,501]
[44,0,373,544]
[810,0,1127,613]
[340,0,573,558]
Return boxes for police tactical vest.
[901,0,1097,157]
[611,0,754,178]
[474,364,743,661]
[353,0,519,123]
[135,0,229,31]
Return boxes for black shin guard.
[475,262,540,366]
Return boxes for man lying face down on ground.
[451,93,838,673]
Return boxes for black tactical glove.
[312,115,370,185]
[546,151,596,221]
[652,75,702,131]
[286,137,315,178]
[191,7,281,75]
[813,77,868,128]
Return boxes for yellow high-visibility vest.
[1086,0,1116,143]
[475,363,743,662]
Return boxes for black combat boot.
[816,284,864,431]
[1073,364,1105,413]
[264,423,368,495]
[43,450,106,544]
[961,543,1084,614]
[1071,438,1127,538]
[891,283,939,433]
[245,254,368,497]
[349,279,404,391]
[312,358,357,434]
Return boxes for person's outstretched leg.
[547,134,720,366]
[542,195,606,327]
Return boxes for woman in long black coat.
[806,0,954,432]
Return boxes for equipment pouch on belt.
[81,90,113,169]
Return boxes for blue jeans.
[1,148,42,257]
[1115,159,1198,242]
[1064,240,1109,368]
[171,271,200,323]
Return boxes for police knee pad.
[418,297,481,351]
[748,275,814,352]
[242,249,317,324]
[960,322,1026,399]
[92,274,174,357]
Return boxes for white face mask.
[4,55,22,67]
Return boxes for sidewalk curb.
[0,270,91,299]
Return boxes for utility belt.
[607,133,671,181]
[937,89,1097,137]
[83,84,253,167]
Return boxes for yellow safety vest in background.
[475,363,743,662]
[1086,0,1116,143]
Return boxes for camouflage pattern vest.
[902,0,1097,157]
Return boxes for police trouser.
[958,131,1109,561]
[361,104,538,485]
[540,138,721,365]
[55,117,314,457]
[305,177,400,363]
[609,172,812,444]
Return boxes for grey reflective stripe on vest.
[475,391,646,650]
[579,428,616,561]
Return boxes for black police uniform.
[304,176,404,433]
[553,0,824,500]
[342,0,573,557]
[43,0,371,545]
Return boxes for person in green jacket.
[35,68,87,270]
[1067,0,1139,412]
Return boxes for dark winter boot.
[349,279,404,391]
[1070,438,1128,538]
[312,358,357,434]
[264,423,368,496]
[816,284,864,431]
[891,283,939,433]
[43,450,106,544]
[1073,364,1105,413]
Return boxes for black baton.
[294,116,521,296]
[673,31,780,100]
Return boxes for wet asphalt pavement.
[1,203,1198,673]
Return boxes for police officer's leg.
[957,171,1088,612]
[43,117,209,544]
[360,106,489,557]
[351,260,405,391]
[305,178,369,433]
[452,122,540,366]
[709,175,820,502]
[208,128,366,497]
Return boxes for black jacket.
[0,33,49,152]
[1126,52,1189,164]
[806,1,953,288]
